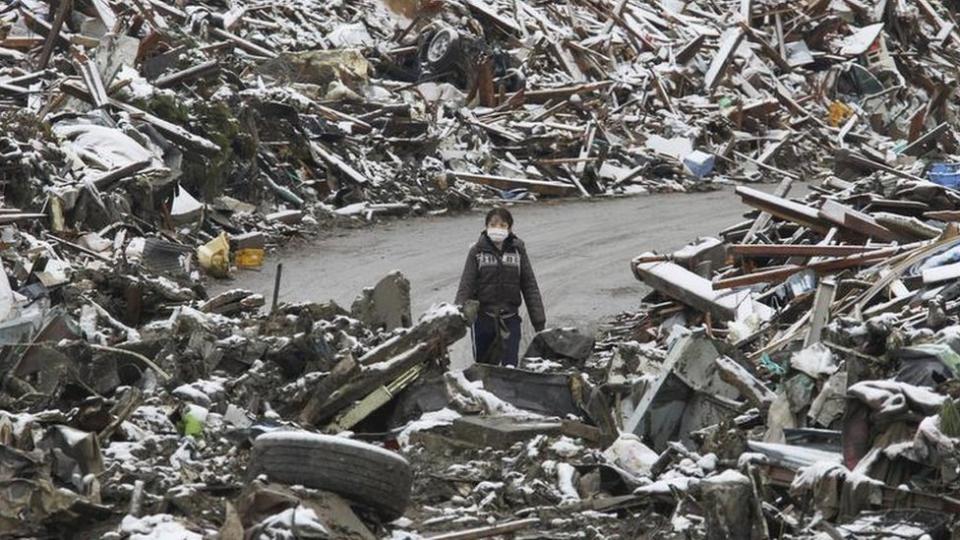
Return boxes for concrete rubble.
[5,0,960,539]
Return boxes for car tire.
[423,26,461,71]
[248,431,413,521]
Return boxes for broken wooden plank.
[510,81,613,104]
[818,199,900,242]
[309,142,370,186]
[90,160,152,190]
[907,105,927,143]
[448,171,578,197]
[726,98,781,123]
[550,40,585,82]
[732,150,799,180]
[925,210,960,221]
[426,518,541,540]
[902,121,949,157]
[757,133,791,165]
[154,59,220,88]
[37,0,73,69]
[716,355,775,407]
[0,213,47,224]
[739,22,791,71]
[804,278,836,347]
[704,27,744,92]
[572,121,595,197]
[742,177,793,244]
[303,342,433,426]
[836,149,926,183]
[632,253,751,321]
[1,37,45,50]
[676,34,706,64]
[649,67,676,114]
[736,186,829,233]
[713,246,906,289]
[90,0,118,31]
[77,56,108,108]
[209,27,277,58]
[462,0,523,36]
[328,363,424,431]
[213,6,246,30]
[315,104,373,134]
[730,244,885,258]
[915,0,960,48]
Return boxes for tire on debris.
[248,431,413,521]
[423,26,461,71]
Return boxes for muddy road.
[216,186,774,364]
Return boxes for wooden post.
[38,0,72,69]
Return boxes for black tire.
[248,431,412,521]
[424,27,461,71]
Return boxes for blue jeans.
[473,312,522,367]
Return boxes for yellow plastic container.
[235,248,265,269]
[827,101,853,127]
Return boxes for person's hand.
[462,300,479,324]
[533,321,546,333]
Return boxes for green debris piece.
[718,96,735,108]
[760,353,786,376]
[939,399,960,438]
[179,404,208,438]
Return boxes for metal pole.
[271,263,283,314]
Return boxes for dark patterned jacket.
[455,231,546,331]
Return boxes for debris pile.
[0,250,469,537]
[610,177,960,534]
[7,0,960,240]
[6,0,960,538]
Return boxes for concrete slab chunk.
[452,415,562,448]
[351,270,412,331]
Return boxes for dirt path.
[214,185,775,365]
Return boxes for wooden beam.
[310,142,370,186]
[925,210,960,221]
[704,27,745,92]
[736,186,829,233]
[426,518,541,540]
[713,246,905,289]
[462,0,523,36]
[730,244,885,257]
[804,278,836,347]
[571,121,595,197]
[676,34,706,64]
[209,27,277,58]
[818,199,900,242]
[632,254,751,321]
[154,60,220,88]
[448,171,578,197]
[509,81,613,104]
[739,22,791,72]
[37,0,73,69]
[836,150,926,183]
[742,177,793,243]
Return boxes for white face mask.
[487,227,509,243]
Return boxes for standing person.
[455,208,546,367]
